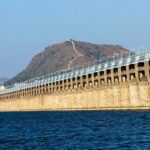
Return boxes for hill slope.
[6,40,131,85]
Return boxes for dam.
[0,51,150,111]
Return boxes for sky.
[0,0,150,78]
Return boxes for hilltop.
[5,40,131,85]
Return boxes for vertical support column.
[28,89,30,96]
[54,82,56,92]
[48,83,50,93]
[37,85,41,95]
[45,84,47,94]
[66,79,69,91]
[19,90,21,98]
[97,72,100,86]
[75,77,78,90]
[16,91,18,98]
[38,86,41,95]
[58,81,60,92]
[34,87,36,95]
[118,67,122,83]
[33,87,35,95]
[41,85,43,94]
[28,88,30,96]
[91,73,95,87]
[55,82,58,92]
[20,90,22,98]
[18,91,19,98]
[15,91,17,98]
[27,89,29,96]
[104,70,107,85]
[70,78,73,91]
[61,80,64,91]
[111,69,114,84]
[57,81,59,92]
[80,76,83,89]
[25,88,28,97]
[64,79,66,91]
[30,88,32,96]
[86,75,89,88]
[135,64,139,83]
[40,85,42,94]
[29,88,31,96]
[22,89,24,97]
[15,92,17,98]
[144,61,150,83]
[51,83,54,93]
[31,88,33,96]
[30,87,33,96]
[23,89,26,97]
[35,86,37,95]
[43,84,45,94]
[126,65,130,82]
[26,89,28,96]
[21,90,23,97]
[24,89,26,96]
[47,82,50,94]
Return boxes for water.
[0,111,150,150]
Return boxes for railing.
[0,51,150,95]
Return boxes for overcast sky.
[0,0,150,78]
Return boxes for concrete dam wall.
[0,82,150,111]
[0,52,150,111]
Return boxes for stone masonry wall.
[0,81,149,111]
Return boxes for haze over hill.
[5,40,131,85]
[0,77,9,84]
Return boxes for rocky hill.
[5,40,132,85]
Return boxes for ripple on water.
[0,111,150,149]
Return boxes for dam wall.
[0,82,149,111]
[0,52,150,111]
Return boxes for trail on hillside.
[67,40,83,70]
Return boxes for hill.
[5,40,131,85]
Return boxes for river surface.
[0,111,150,150]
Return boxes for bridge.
[0,51,150,111]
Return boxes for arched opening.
[129,64,135,70]
[121,66,126,72]
[122,75,127,82]
[130,73,136,81]
[113,68,118,73]
[114,76,119,83]
[138,62,144,67]
[107,77,112,84]
[107,70,111,75]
